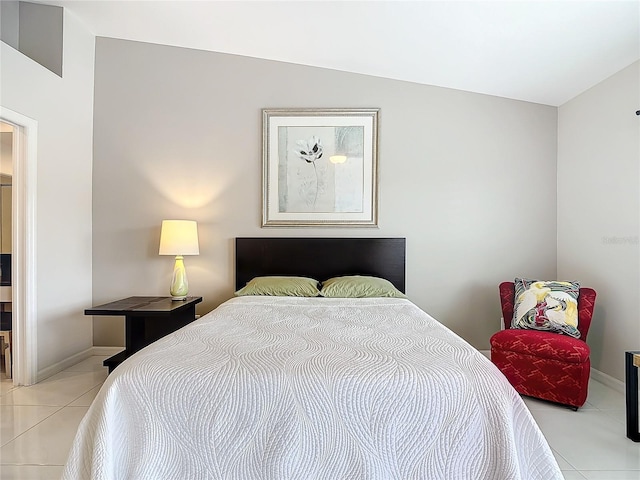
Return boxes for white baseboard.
[590,367,625,395]
[91,346,124,357]
[36,346,124,383]
[37,347,94,382]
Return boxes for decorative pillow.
[235,276,320,297]
[512,278,580,338]
[319,275,406,298]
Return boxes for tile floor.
[0,356,639,479]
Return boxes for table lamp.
[159,220,199,300]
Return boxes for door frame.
[1,106,38,386]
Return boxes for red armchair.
[490,281,597,409]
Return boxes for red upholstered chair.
[490,281,597,409]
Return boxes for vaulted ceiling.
[40,1,640,106]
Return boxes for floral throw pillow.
[512,278,581,338]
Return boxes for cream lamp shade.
[159,220,199,300]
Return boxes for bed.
[63,237,562,480]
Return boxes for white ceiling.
[41,0,640,106]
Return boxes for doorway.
[0,123,13,381]
[0,107,38,386]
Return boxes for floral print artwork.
[278,126,364,213]
[294,136,323,163]
[293,136,323,206]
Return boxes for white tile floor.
[0,356,107,479]
[0,356,639,479]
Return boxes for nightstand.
[86,296,203,373]
[626,351,640,442]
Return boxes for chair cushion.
[512,278,581,338]
[490,328,590,363]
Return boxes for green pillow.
[235,276,320,297]
[320,275,406,298]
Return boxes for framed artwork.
[262,108,379,227]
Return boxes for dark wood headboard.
[235,238,406,292]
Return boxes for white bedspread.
[63,297,561,480]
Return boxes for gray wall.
[0,1,19,50]
[1,1,64,77]
[558,60,640,381]
[18,1,63,77]
[92,38,558,349]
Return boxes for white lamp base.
[171,296,187,301]
[169,255,189,300]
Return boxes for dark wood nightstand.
[86,296,203,373]
[626,351,640,442]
